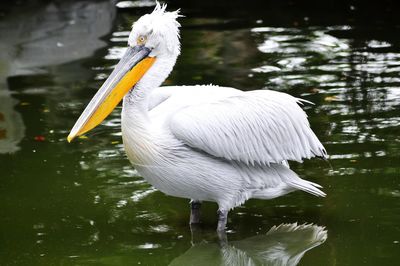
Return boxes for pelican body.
[68,4,327,231]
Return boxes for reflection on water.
[0,0,116,78]
[170,223,327,266]
[251,24,399,179]
[0,89,25,153]
[0,0,400,265]
[0,0,116,153]
[251,26,351,87]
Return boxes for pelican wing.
[169,89,327,165]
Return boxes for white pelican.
[68,3,327,232]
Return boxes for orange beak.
[68,46,156,142]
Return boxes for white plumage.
[122,85,326,213]
[70,3,328,231]
[170,89,327,165]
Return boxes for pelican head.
[128,4,181,58]
[67,3,181,142]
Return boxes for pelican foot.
[190,200,202,224]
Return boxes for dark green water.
[1,1,399,265]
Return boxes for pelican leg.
[189,222,202,245]
[217,209,228,232]
[190,200,202,224]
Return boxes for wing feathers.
[169,89,327,166]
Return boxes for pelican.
[68,3,327,232]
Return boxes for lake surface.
[1,0,399,265]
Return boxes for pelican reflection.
[170,223,327,266]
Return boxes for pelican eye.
[137,35,147,45]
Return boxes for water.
[1,0,399,265]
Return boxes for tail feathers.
[271,163,326,197]
[249,163,326,200]
[287,178,326,197]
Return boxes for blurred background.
[0,0,399,265]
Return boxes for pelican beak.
[67,46,155,142]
